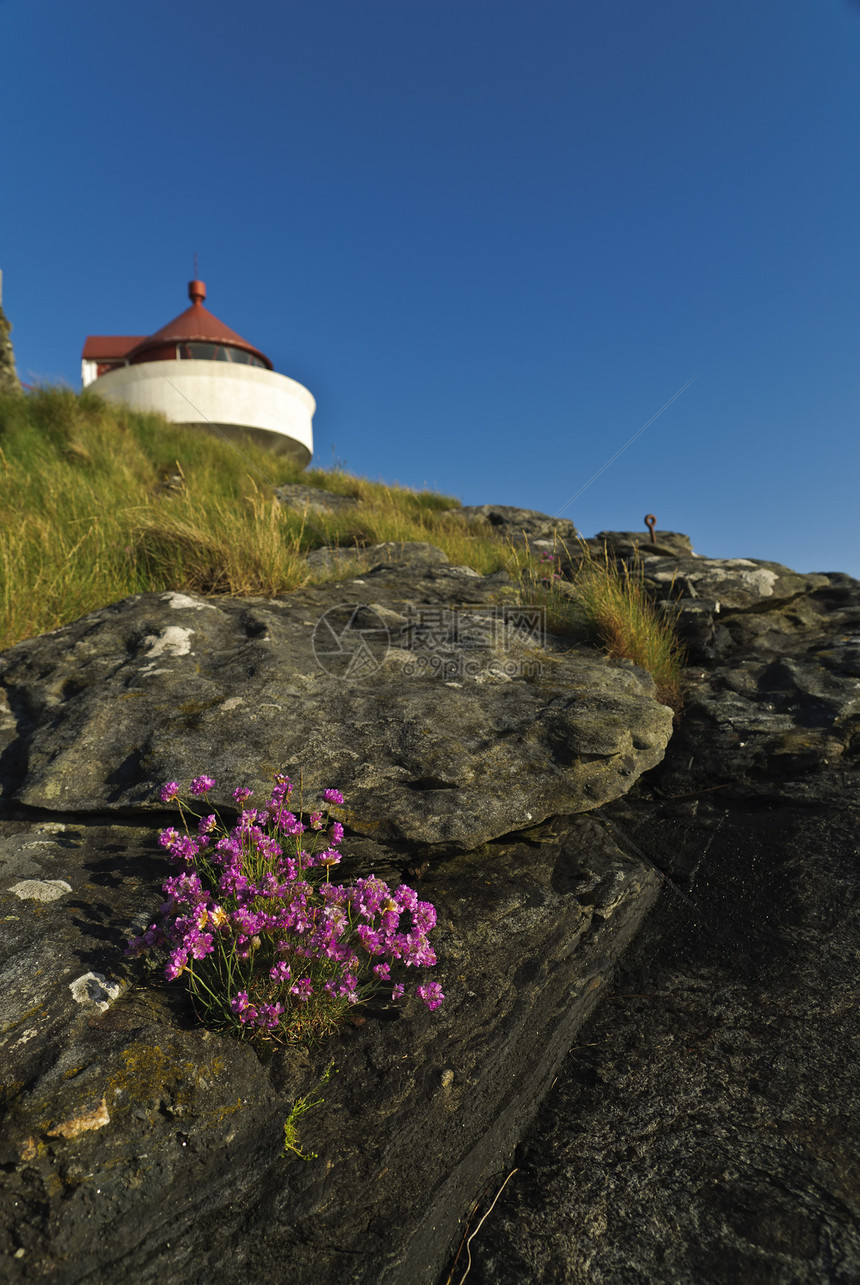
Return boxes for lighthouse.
[81,281,314,466]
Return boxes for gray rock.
[0,814,660,1284]
[3,523,858,1285]
[274,483,358,516]
[656,573,860,807]
[463,572,860,1285]
[642,554,830,611]
[0,569,673,847]
[594,529,695,559]
[447,504,579,543]
[304,540,450,574]
[462,795,860,1285]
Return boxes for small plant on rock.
[282,1062,337,1160]
[512,537,685,714]
[127,772,444,1045]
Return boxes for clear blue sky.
[2,0,858,575]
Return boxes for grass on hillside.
[0,387,684,710]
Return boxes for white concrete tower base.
[91,360,315,466]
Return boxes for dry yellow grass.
[0,387,684,712]
[510,539,685,713]
[0,388,502,646]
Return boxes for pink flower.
[412,901,437,933]
[417,982,445,1010]
[257,1002,284,1029]
[188,932,214,960]
[165,949,189,980]
[139,768,444,1042]
[357,924,383,954]
[230,991,259,1024]
[395,885,418,912]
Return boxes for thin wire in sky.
[554,375,699,520]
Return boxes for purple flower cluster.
[127,773,444,1044]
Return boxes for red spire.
[126,281,272,369]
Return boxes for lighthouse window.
[177,342,267,368]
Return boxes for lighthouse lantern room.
[81,281,314,466]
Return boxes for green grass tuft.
[282,1063,336,1161]
[512,539,686,713]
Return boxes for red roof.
[125,281,272,369]
[82,335,146,360]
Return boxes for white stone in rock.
[141,626,195,667]
[10,879,72,902]
[161,592,214,611]
[69,972,122,1011]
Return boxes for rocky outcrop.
[0,565,672,845]
[1,517,858,1284]
[456,547,860,1284]
[0,813,659,1284]
[0,543,673,1283]
[467,791,860,1285]
[595,528,695,558]
[446,504,578,543]
[274,483,358,517]
[0,293,21,396]
[303,539,451,574]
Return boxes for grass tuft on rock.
[510,539,686,713]
[569,549,685,712]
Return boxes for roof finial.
[188,274,206,305]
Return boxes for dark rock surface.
[446,504,578,543]
[0,813,660,1284]
[0,533,673,1283]
[0,567,672,846]
[457,564,860,1284]
[2,513,858,1284]
[594,529,695,559]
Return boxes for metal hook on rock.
[644,514,657,544]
